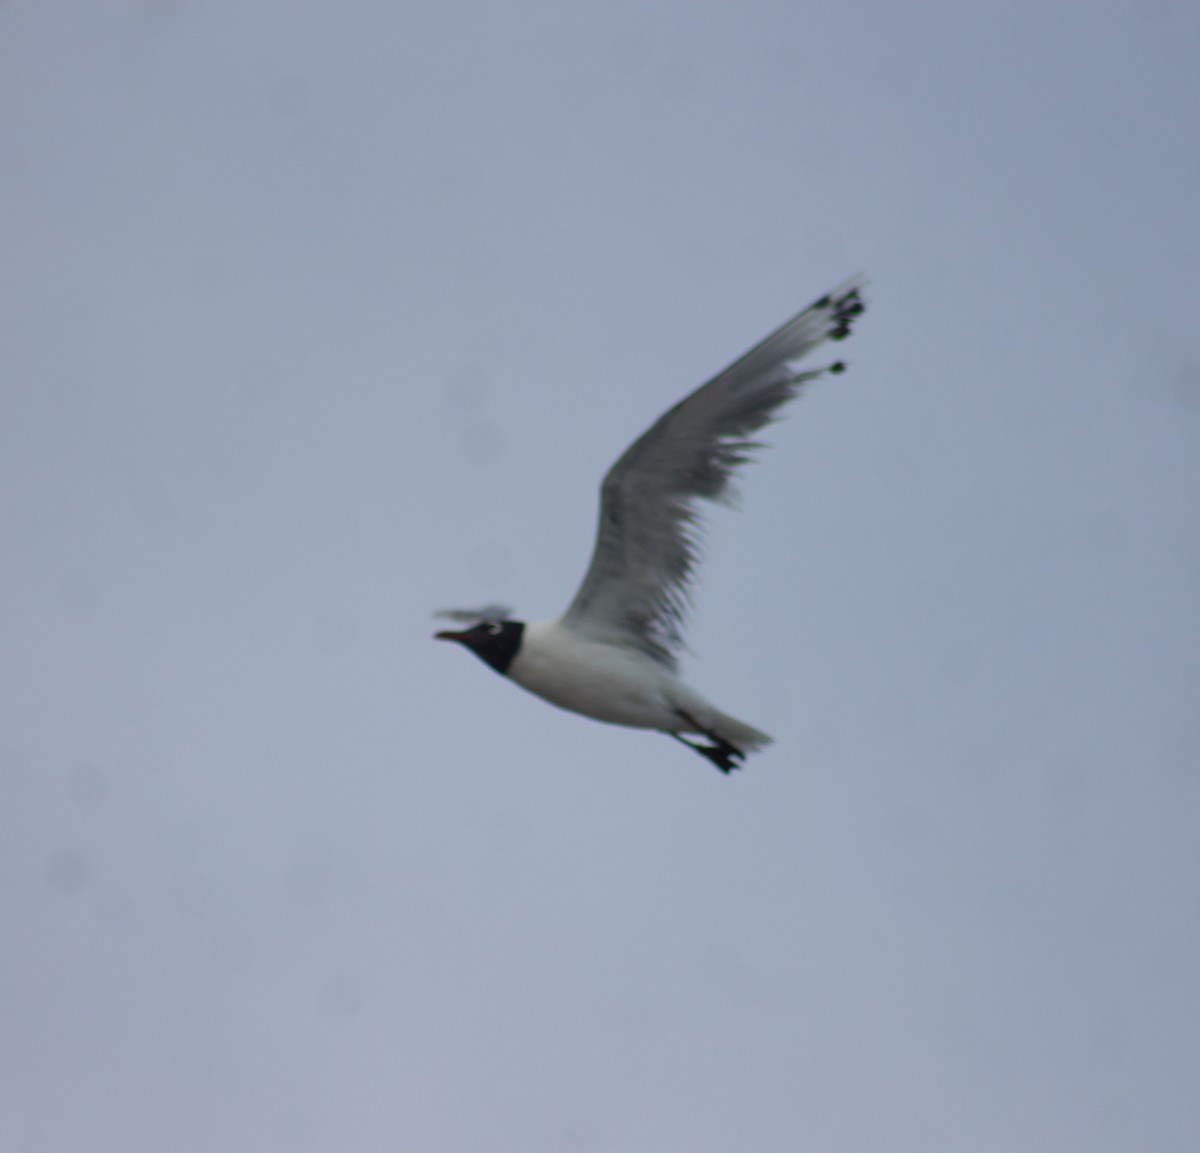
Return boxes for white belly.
[507,620,683,731]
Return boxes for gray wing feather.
[562,280,865,667]
[434,604,513,623]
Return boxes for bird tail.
[709,710,773,752]
[672,690,773,752]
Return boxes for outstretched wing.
[561,280,865,668]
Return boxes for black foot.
[671,712,747,774]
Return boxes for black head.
[434,619,525,675]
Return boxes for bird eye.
[485,621,503,635]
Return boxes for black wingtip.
[827,285,866,342]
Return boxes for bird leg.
[671,711,746,774]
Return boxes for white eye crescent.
[485,621,503,636]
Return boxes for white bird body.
[507,619,771,750]
[436,281,866,772]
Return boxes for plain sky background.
[3,1,1199,1150]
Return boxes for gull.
[435,281,866,772]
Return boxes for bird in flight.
[436,281,866,772]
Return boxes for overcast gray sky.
[3,1,1199,1150]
